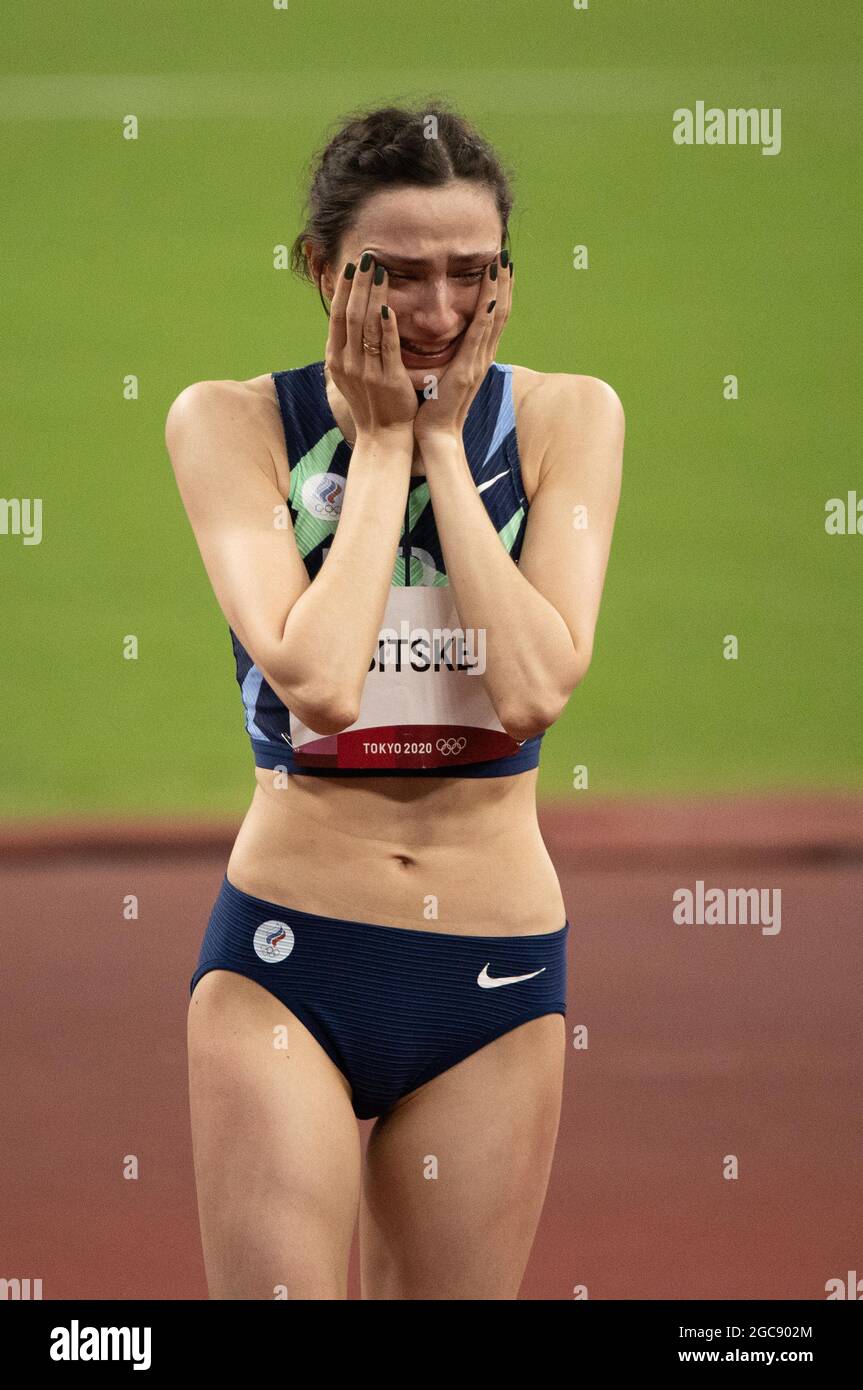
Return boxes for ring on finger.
[362,338,382,354]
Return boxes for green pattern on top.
[291,443,526,586]
[407,480,430,530]
[497,505,526,556]
[391,552,450,587]
[286,429,343,558]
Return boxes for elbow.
[498,701,560,744]
[314,711,359,736]
[500,712,556,744]
[319,700,360,735]
[266,669,359,736]
[498,651,592,742]
[291,689,359,736]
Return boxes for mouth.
[399,332,464,364]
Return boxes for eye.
[380,267,487,283]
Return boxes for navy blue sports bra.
[229,359,546,777]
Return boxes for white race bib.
[288,587,521,770]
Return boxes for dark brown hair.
[290,100,515,316]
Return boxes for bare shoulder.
[165,372,278,437]
[508,365,624,490]
[165,372,287,492]
[510,363,624,424]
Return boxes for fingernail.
[344,262,356,279]
[487,299,496,313]
[359,251,373,272]
[489,261,498,281]
[500,248,510,268]
[509,260,514,276]
[373,263,385,285]
[381,304,389,319]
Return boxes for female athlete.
[166,103,624,1300]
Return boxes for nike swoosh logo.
[477,963,546,989]
[476,469,510,495]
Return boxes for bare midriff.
[223,766,567,937]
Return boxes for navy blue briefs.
[190,875,570,1121]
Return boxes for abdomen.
[224,769,566,936]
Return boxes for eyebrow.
[368,250,495,267]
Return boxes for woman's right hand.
[325,251,418,437]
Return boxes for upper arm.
[516,374,625,691]
[164,379,311,692]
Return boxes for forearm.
[419,435,580,739]
[279,426,413,722]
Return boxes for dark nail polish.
[359,251,373,272]
[489,261,498,281]
[487,299,496,313]
[509,260,514,276]
[500,248,510,268]
[381,304,389,319]
[344,262,356,279]
[373,263,385,285]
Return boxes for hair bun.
[356,145,382,171]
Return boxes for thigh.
[359,1013,566,1300]
[188,969,361,1299]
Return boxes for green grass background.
[1,1,860,815]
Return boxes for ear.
[306,240,334,299]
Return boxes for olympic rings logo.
[435,737,467,756]
[301,473,345,520]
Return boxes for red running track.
[1,792,860,1299]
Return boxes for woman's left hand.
[413,252,513,446]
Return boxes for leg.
[359,1013,566,1300]
[187,969,361,1299]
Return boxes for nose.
[405,276,463,340]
